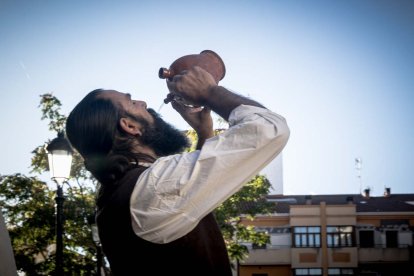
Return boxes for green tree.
[0,93,274,275]
[1,94,98,275]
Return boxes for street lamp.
[46,131,73,276]
[88,214,105,276]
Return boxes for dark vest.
[96,167,232,276]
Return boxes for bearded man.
[66,66,289,275]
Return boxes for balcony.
[242,245,291,265]
[358,245,411,262]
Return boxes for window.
[328,268,355,275]
[293,226,321,248]
[327,226,355,247]
[359,230,374,248]
[385,230,398,248]
[294,268,322,275]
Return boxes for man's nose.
[134,100,147,108]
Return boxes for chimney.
[363,188,370,198]
[346,196,354,204]
[384,187,391,197]
[305,195,312,205]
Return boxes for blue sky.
[1,0,413,196]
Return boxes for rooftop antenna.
[355,157,362,194]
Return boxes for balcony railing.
[358,245,411,262]
[243,245,292,265]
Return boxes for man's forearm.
[205,86,265,121]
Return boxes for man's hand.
[166,66,217,107]
[166,64,265,122]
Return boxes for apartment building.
[238,188,414,276]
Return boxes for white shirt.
[130,104,290,244]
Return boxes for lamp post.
[88,214,104,276]
[46,131,73,276]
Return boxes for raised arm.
[171,101,214,150]
[166,66,265,121]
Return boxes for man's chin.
[142,109,190,156]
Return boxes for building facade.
[238,189,414,276]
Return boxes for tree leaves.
[39,93,66,133]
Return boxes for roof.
[265,193,414,213]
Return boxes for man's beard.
[132,108,190,157]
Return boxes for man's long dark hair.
[66,89,155,186]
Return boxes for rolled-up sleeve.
[130,104,290,243]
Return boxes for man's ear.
[119,117,142,136]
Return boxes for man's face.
[98,90,189,156]
[98,90,155,128]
